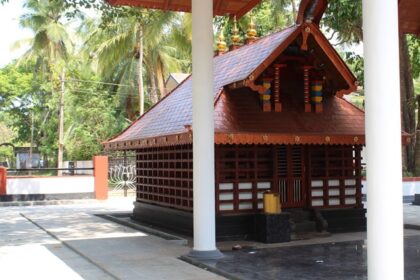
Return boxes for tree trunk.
[138,25,145,116]
[57,69,65,173]
[399,34,416,174]
[415,96,420,175]
[149,71,159,104]
[156,60,166,98]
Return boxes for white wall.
[7,176,94,195]
[362,180,420,197]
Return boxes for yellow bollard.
[263,192,281,214]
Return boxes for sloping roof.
[106,0,262,18]
[106,26,300,145]
[104,23,376,151]
[214,88,365,145]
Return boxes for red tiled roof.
[106,26,300,144]
[104,24,390,150]
[214,88,366,145]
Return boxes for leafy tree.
[16,0,73,168]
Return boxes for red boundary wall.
[0,167,6,195]
[93,156,108,200]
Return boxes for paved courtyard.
[0,198,419,280]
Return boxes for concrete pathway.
[0,198,224,280]
[404,203,420,229]
[1,199,420,280]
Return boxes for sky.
[0,0,32,67]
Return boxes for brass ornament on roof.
[217,31,227,54]
[231,16,241,46]
[246,15,257,43]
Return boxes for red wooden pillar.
[273,64,287,112]
[93,156,108,200]
[0,167,6,195]
[303,66,313,112]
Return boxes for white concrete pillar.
[363,1,404,279]
[189,0,222,259]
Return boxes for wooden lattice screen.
[308,145,363,208]
[136,145,193,211]
[215,145,274,213]
[135,144,363,213]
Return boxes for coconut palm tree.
[82,10,185,119]
[17,0,73,169]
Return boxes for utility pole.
[28,108,34,175]
[57,69,65,175]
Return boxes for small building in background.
[164,73,190,93]
[14,147,41,169]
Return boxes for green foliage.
[408,35,420,79]
[344,52,364,86]
[322,0,363,44]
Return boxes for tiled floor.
[193,235,420,280]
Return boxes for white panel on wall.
[311,180,323,187]
[238,182,253,189]
[329,189,340,196]
[239,192,252,199]
[219,204,234,211]
[328,180,340,187]
[219,183,233,190]
[345,179,356,186]
[257,192,264,199]
[257,182,271,189]
[238,202,253,210]
[312,199,323,206]
[258,202,263,209]
[345,198,357,204]
[219,193,233,201]
[7,176,94,195]
[312,190,323,197]
[345,188,356,195]
[329,198,340,206]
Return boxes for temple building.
[104,8,409,240]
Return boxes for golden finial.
[231,16,241,46]
[217,30,227,54]
[246,15,257,43]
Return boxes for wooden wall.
[135,144,363,213]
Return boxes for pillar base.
[274,103,282,112]
[304,103,312,113]
[187,249,224,260]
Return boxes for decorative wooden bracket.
[246,79,271,112]
[246,79,266,94]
